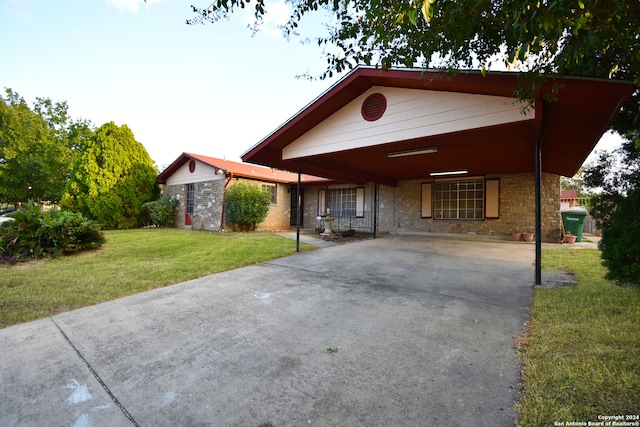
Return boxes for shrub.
[599,188,640,286]
[142,197,179,227]
[0,202,105,263]
[224,182,272,231]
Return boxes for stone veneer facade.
[300,172,562,243]
[164,180,225,231]
[164,178,292,231]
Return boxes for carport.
[242,67,634,284]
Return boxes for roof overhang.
[242,67,634,186]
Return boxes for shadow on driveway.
[0,235,534,426]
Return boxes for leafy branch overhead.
[186,0,639,95]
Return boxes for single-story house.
[241,66,633,243]
[560,189,579,209]
[157,153,327,230]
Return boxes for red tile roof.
[157,152,328,185]
[560,189,578,200]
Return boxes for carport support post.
[373,183,378,238]
[296,168,301,252]
[535,137,542,285]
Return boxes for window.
[434,180,484,220]
[262,184,277,204]
[326,187,364,217]
[186,183,195,216]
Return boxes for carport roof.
[242,67,634,186]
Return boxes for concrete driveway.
[0,236,534,427]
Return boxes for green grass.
[518,249,640,425]
[0,228,315,328]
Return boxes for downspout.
[220,171,233,231]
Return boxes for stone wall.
[164,180,225,231]
[166,178,293,232]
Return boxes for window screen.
[262,185,277,204]
[434,180,484,220]
[327,188,357,217]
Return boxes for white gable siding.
[165,160,224,186]
[282,87,533,160]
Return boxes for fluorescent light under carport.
[430,170,468,177]
[387,147,438,158]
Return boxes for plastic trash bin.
[561,206,589,242]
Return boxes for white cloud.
[104,0,162,14]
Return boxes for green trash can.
[561,206,588,242]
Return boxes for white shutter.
[356,187,365,218]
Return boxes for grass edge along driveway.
[0,228,316,328]
[517,248,640,426]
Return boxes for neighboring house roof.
[242,66,634,186]
[560,190,578,200]
[157,152,328,185]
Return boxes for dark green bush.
[599,188,640,286]
[142,197,179,227]
[0,202,105,263]
[224,182,272,231]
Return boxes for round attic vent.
[189,159,196,173]
[361,93,387,121]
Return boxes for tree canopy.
[0,90,89,203]
[188,0,639,92]
[61,122,159,229]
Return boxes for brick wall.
[302,173,562,242]
[230,180,291,231]
[300,183,376,232]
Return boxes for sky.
[1,0,623,172]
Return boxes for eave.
[242,67,634,186]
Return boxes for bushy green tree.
[597,188,640,286]
[224,182,272,231]
[62,122,159,229]
[584,100,640,285]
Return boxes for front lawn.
[0,229,315,328]
[518,249,640,425]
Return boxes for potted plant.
[522,228,535,242]
[510,228,522,241]
[563,230,577,244]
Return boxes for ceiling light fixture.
[430,170,468,177]
[387,147,438,158]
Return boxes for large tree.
[62,122,159,229]
[0,90,80,204]
[188,1,639,91]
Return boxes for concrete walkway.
[0,236,537,426]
